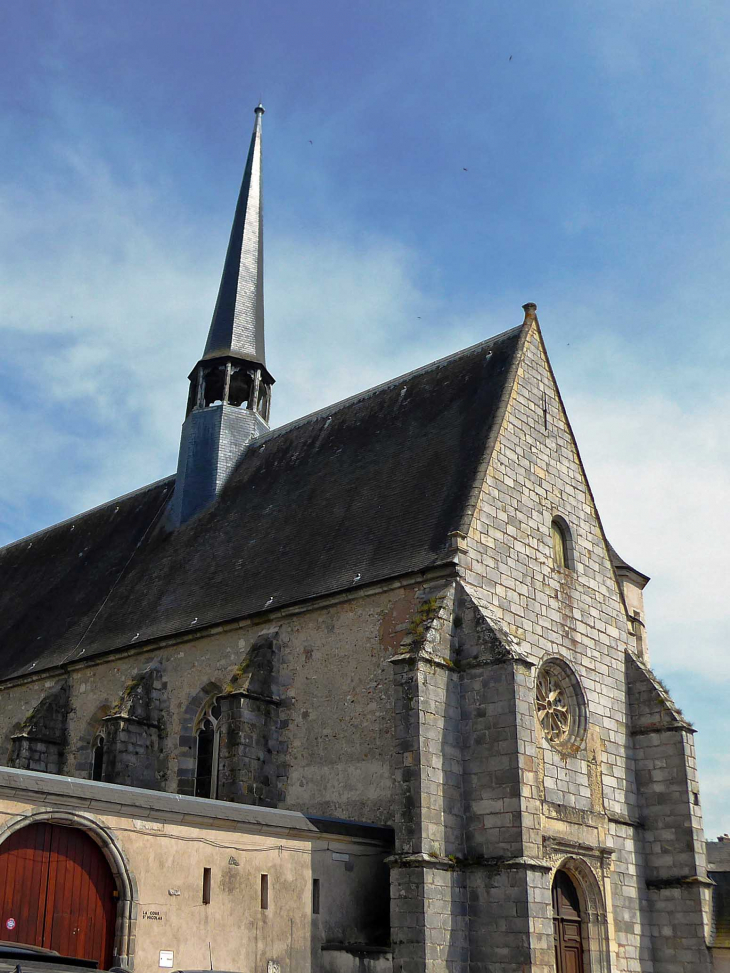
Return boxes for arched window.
[228,366,252,409]
[551,517,572,570]
[91,734,105,782]
[195,700,222,799]
[202,364,226,408]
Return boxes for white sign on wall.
[159,951,174,968]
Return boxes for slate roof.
[708,841,730,948]
[607,542,650,585]
[711,873,730,948]
[708,840,730,872]
[0,324,524,680]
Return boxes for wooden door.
[553,870,585,973]
[0,824,116,969]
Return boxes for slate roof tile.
[0,325,524,679]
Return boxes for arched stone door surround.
[553,856,612,973]
[0,809,138,970]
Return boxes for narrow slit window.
[91,735,105,782]
[312,878,320,915]
[202,867,212,905]
[260,873,269,910]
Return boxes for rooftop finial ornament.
[255,103,265,115]
[522,302,538,325]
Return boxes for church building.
[0,105,716,973]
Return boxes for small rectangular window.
[260,873,269,910]
[202,867,212,905]
[312,878,320,915]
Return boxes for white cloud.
[697,748,730,840]
[568,382,730,680]
[563,344,730,834]
[2,87,730,833]
[0,118,511,533]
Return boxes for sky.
[1,0,729,834]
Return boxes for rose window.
[536,670,571,743]
[535,660,587,752]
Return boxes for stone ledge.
[542,800,607,829]
[321,944,391,955]
[102,714,159,730]
[217,690,281,706]
[647,875,715,890]
[632,722,696,737]
[388,650,532,672]
[386,852,551,873]
[387,650,456,671]
[606,811,642,829]
[10,734,63,746]
[543,834,614,865]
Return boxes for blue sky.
[1,0,730,834]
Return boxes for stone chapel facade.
[0,106,716,973]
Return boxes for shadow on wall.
[314,843,392,973]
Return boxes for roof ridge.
[0,325,522,555]
[0,475,175,554]
[252,324,524,450]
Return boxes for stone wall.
[0,580,415,827]
[456,322,711,971]
[0,766,393,973]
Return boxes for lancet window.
[195,699,222,799]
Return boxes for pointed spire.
[204,104,266,366]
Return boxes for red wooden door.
[553,870,585,973]
[0,824,116,969]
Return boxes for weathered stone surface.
[9,679,69,775]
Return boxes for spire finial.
[522,302,538,325]
[203,105,267,367]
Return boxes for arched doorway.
[553,869,585,973]
[0,823,116,969]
